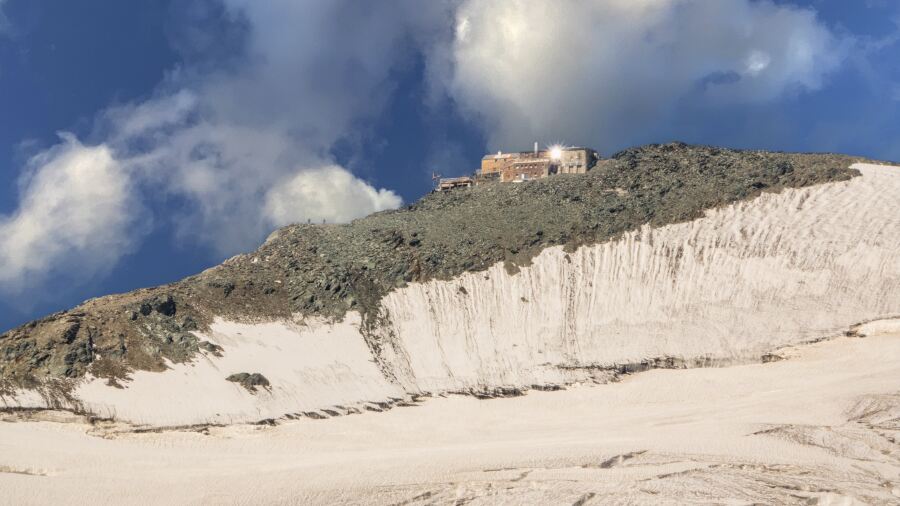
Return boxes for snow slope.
[1,319,898,505]
[2,163,899,426]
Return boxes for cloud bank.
[439,0,846,150]
[104,0,441,252]
[1,0,849,297]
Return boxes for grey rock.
[226,372,270,392]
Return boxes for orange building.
[436,145,599,191]
[479,146,598,182]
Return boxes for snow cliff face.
[377,163,900,392]
[3,163,899,426]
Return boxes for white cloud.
[265,166,402,227]
[105,89,198,139]
[0,135,139,293]
[113,0,451,253]
[436,0,846,150]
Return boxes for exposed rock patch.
[226,373,270,392]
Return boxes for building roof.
[482,147,595,160]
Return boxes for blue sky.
[0,0,898,331]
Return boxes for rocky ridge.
[0,142,868,392]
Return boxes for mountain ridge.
[0,142,878,399]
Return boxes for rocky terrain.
[0,143,865,394]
